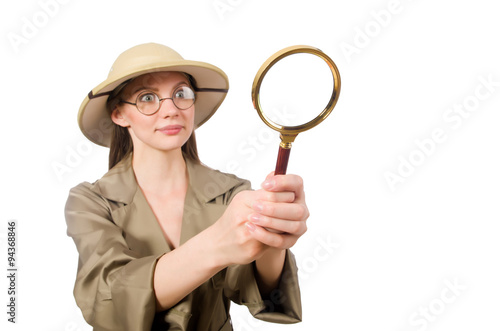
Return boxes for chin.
[156,139,189,152]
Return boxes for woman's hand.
[208,173,309,268]
[246,172,309,249]
[208,187,289,266]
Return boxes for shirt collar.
[91,153,243,204]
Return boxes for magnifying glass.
[251,45,341,175]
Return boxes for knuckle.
[254,189,275,203]
[291,221,302,234]
[295,205,307,220]
[247,243,262,259]
[263,191,275,201]
[301,205,310,220]
[295,175,304,188]
[285,174,303,189]
[273,235,285,248]
[265,202,275,215]
[235,230,248,246]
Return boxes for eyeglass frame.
[119,85,196,116]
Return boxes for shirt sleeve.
[222,179,302,324]
[65,183,160,331]
[224,250,302,324]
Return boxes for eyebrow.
[130,81,190,96]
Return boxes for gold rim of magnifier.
[251,45,341,136]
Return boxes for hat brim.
[78,60,229,147]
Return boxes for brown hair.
[105,74,200,169]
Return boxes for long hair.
[105,75,200,169]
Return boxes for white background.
[1,0,499,330]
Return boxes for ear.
[110,107,130,128]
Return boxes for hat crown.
[108,43,184,80]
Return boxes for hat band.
[88,87,228,101]
[88,90,112,100]
[193,87,228,93]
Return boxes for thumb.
[265,171,275,180]
[261,171,276,190]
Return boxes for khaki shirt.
[65,154,302,330]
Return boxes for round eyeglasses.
[121,86,196,115]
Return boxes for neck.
[132,147,188,195]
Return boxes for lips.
[157,125,183,135]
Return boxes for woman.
[65,43,308,331]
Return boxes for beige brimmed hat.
[78,42,229,147]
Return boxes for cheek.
[185,108,195,129]
[122,109,156,133]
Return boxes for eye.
[138,92,157,103]
[174,86,195,100]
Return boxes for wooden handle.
[275,146,291,175]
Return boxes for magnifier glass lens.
[259,53,334,127]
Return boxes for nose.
[158,97,179,117]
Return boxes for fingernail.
[246,222,256,232]
[250,213,261,223]
[252,202,264,212]
[262,179,275,190]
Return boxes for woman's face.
[111,71,195,154]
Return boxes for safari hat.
[78,42,229,147]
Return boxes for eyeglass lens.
[136,86,195,114]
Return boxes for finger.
[251,201,309,221]
[254,189,295,203]
[261,174,305,202]
[246,223,297,249]
[239,190,295,214]
[248,213,307,236]
[265,171,275,181]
